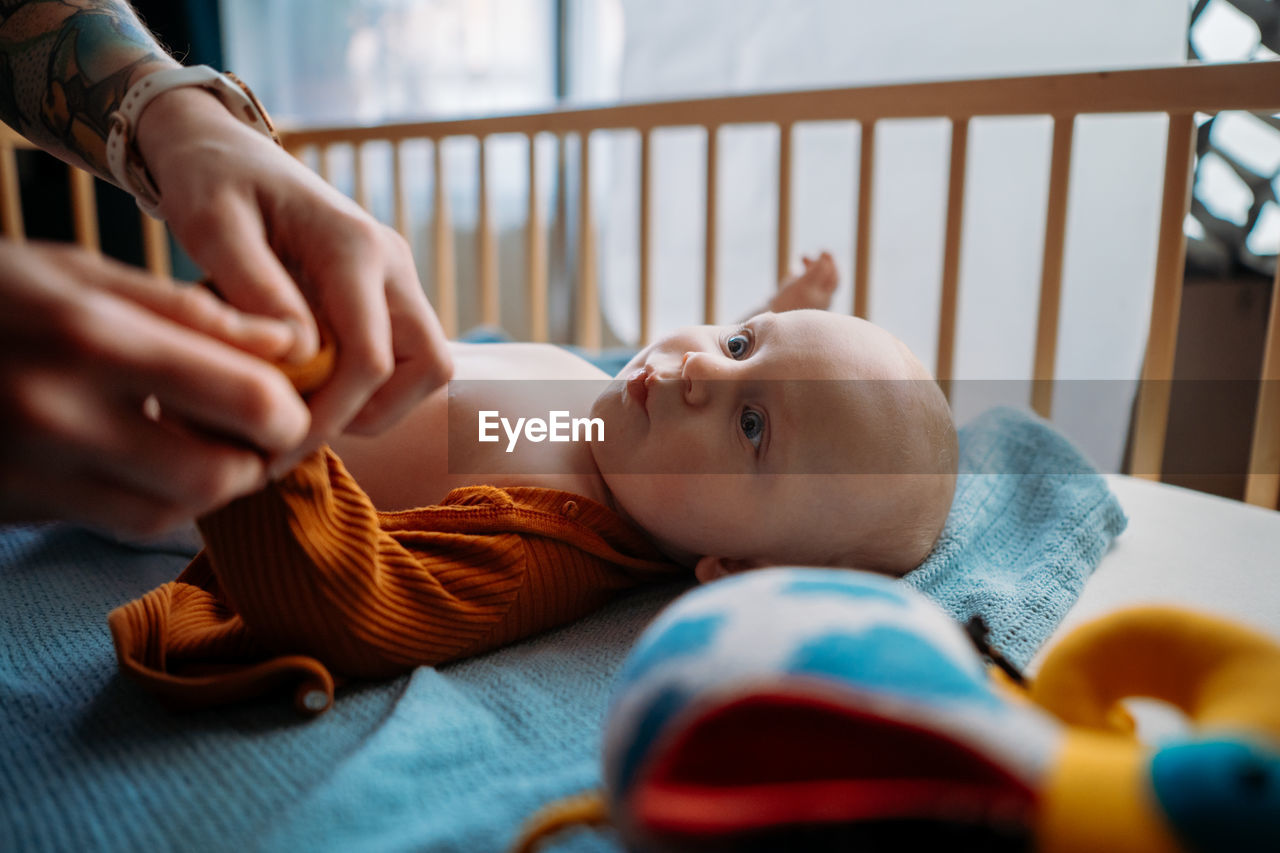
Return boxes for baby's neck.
[588,459,699,570]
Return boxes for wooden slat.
[703,124,719,324]
[477,135,498,326]
[553,133,570,339]
[1244,258,1280,508]
[853,120,876,318]
[280,62,1280,148]
[432,139,458,338]
[0,141,23,240]
[353,142,369,211]
[526,133,548,342]
[576,131,600,348]
[936,117,969,398]
[1130,113,1195,481]
[318,145,333,183]
[392,140,410,241]
[1030,115,1076,418]
[139,211,170,277]
[776,121,793,288]
[638,128,652,346]
[0,123,32,146]
[68,166,99,252]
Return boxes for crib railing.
[0,129,173,275]
[2,61,1278,509]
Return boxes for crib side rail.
[0,123,172,276]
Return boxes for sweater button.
[561,500,579,518]
[296,686,331,715]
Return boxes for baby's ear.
[694,555,767,584]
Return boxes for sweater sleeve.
[194,447,528,679]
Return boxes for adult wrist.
[133,85,233,164]
[106,66,278,218]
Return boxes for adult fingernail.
[287,402,312,445]
[283,318,320,364]
[238,315,296,359]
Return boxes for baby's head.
[590,309,957,580]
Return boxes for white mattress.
[1043,474,1280,650]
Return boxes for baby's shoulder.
[450,341,611,381]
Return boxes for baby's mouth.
[625,365,651,414]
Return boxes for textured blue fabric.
[904,405,1128,669]
[0,522,680,852]
[0,405,1123,851]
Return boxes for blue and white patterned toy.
[590,567,1280,852]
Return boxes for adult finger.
[267,235,395,476]
[11,465,190,539]
[2,373,262,533]
[54,246,295,361]
[87,395,268,514]
[169,193,319,361]
[307,227,397,429]
[84,292,311,456]
[344,272,453,435]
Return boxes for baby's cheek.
[651,421,724,474]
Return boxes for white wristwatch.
[106,65,277,219]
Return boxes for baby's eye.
[740,408,765,448]
[725,330,753,359]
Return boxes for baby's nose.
[680,351,717,406]
[681,350,729,377]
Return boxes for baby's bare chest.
[332,343,613,510]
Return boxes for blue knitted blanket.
[0,406,1123,852]
[905,406,1128,668]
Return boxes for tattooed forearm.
[0,0,177,180]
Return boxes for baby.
[336,253,956,579]
[109,255,958,713]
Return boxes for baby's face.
[590,310,955,572]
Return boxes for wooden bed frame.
[2,60,1277,508]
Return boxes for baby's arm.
[195,448,526,677]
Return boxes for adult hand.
[135,87,454,476]
[0,240,311,535]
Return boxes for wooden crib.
[2,60,1277,508]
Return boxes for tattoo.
[0,0,175,180]
[0,51,18,124]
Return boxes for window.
[222,0,557,124]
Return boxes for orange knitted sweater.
[108,448,682,715]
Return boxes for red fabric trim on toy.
[631,688,1037,837]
